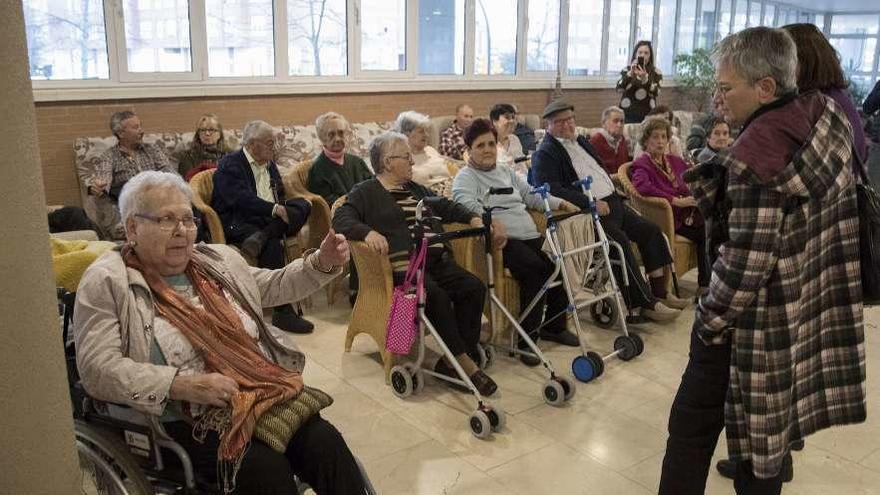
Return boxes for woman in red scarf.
[74,171,368,494]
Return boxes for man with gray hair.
[588,105,631,174]
[212,120,315,333]
[659,27,866,494]
[438,104,474,160]
[87,110,173,239]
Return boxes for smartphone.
[637,55,645,69]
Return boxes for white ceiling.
[780,0,879,13]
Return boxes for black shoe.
[791,439,805,451]
[241,230,269,260]
[271,305,314,334]
[539,328,579,347]
[433,359,469,393]
[625,313,650,325]
[468,370,498,397]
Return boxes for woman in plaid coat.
[659,27,866,495]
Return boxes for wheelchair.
[59,289,375,494]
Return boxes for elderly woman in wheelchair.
[73,170,368,494]
[333,131,505,397]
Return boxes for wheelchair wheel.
[74,420,155,495]
[590,300,618,329]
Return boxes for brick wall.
[36,87,689,206]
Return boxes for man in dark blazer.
[212,120,314,333]
[530,100,685,322]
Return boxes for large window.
[606,0,632,75]
[474,0,518,75]
[566,0,603,76]
[748,0,761,28]
[762,4,775,26]
[677,0,697,56]
[122,0,192,73]
[418,0,465,75]
[718,0,732,40]
[288,0,348,76]
[733,0,748,32]
[697,0,717,49]
[526,0,560,72]
[831,15,879,36]
[206,0,275,77]
[360,0,406,71]
[635,0,653,44]
[23,0,109,80]
[655,0,677,75]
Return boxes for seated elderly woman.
[490,103,527,178]
[174,113,234,181]
[452,118,580,366]
[631,117,709,291]
[633,105,684,159]
[74,171,366,494]
[394,110,455,193]
[332,131,500,396]
[307,111,374,207]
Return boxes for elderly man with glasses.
[212,120,315,333]
[658,27,866,495]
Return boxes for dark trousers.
[502,237,569,341]
[395,252,485,356]
[164,414,365,495]
[659,329,784,495]
[599,195,672,308]
[228,198,312,269]
[676,223,710,288]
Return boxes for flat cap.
[542,99,575,119]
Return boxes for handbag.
[385,239,429,354]
[853,148,880,305]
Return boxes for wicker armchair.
[616,162,697,279]
[283,159,332,251]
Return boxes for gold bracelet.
[309,250,336,274]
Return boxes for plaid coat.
[684,92,867,478]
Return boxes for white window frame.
[522,0,564,77]
[352,0,414,78]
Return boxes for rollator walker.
[387,199,508,439]
[522,178,645,384]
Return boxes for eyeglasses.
[198,128,219,134]
[552,115,576,126]
[387,154,415,164]
[135,213,200,232]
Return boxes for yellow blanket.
[51,238,116,291]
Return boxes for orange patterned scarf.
[122,246,303,463]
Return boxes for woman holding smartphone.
[617,41,663,123]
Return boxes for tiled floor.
[286,278,880,495]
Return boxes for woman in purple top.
[631,117,709,290]
[783,23,868,163]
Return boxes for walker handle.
[572,177,593,191]
[489,187,513,195]
[530,183,551,199]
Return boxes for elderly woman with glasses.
[394,110,455,192]
[307,111,374,207]
[174,113,234,181]
[332,131,502,397]
[74,171,367,494]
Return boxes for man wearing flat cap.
[530,100,686,321]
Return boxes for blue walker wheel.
[572,355,599,383]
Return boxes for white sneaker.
[642,301,681,322]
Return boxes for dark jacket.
[212,149,287,238]
[684,91,865,478]
[530,133,606,209]
[332,178,476,256]
[306,152,373,207]
[864,79,880,115]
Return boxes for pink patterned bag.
[385,239,429,355]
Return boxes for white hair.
[393,111,430,136]
[242,120,275,145]
[118,171,193,229]
[712,26,798,96]
[369,131,409,174]
[601,106,625,123]
[315,111,350,141]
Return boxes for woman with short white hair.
[75,170,367,494]
[307,111,373,207]
[394,110,455,192]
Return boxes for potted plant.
[673,49,716,113]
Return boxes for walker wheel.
[590,300,618,329]
[556,375,576,401]
[572,355,597,383]
[484,405,506,432]
[630,332,645,356]
[403,363,425,395]
[476,343,496,371]
[469,409,492,439]
[390,365,414,398]
[586,351,605,377]
[543,379,565,407]
[614,335,638,362]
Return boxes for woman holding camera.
[617,41,663,124]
